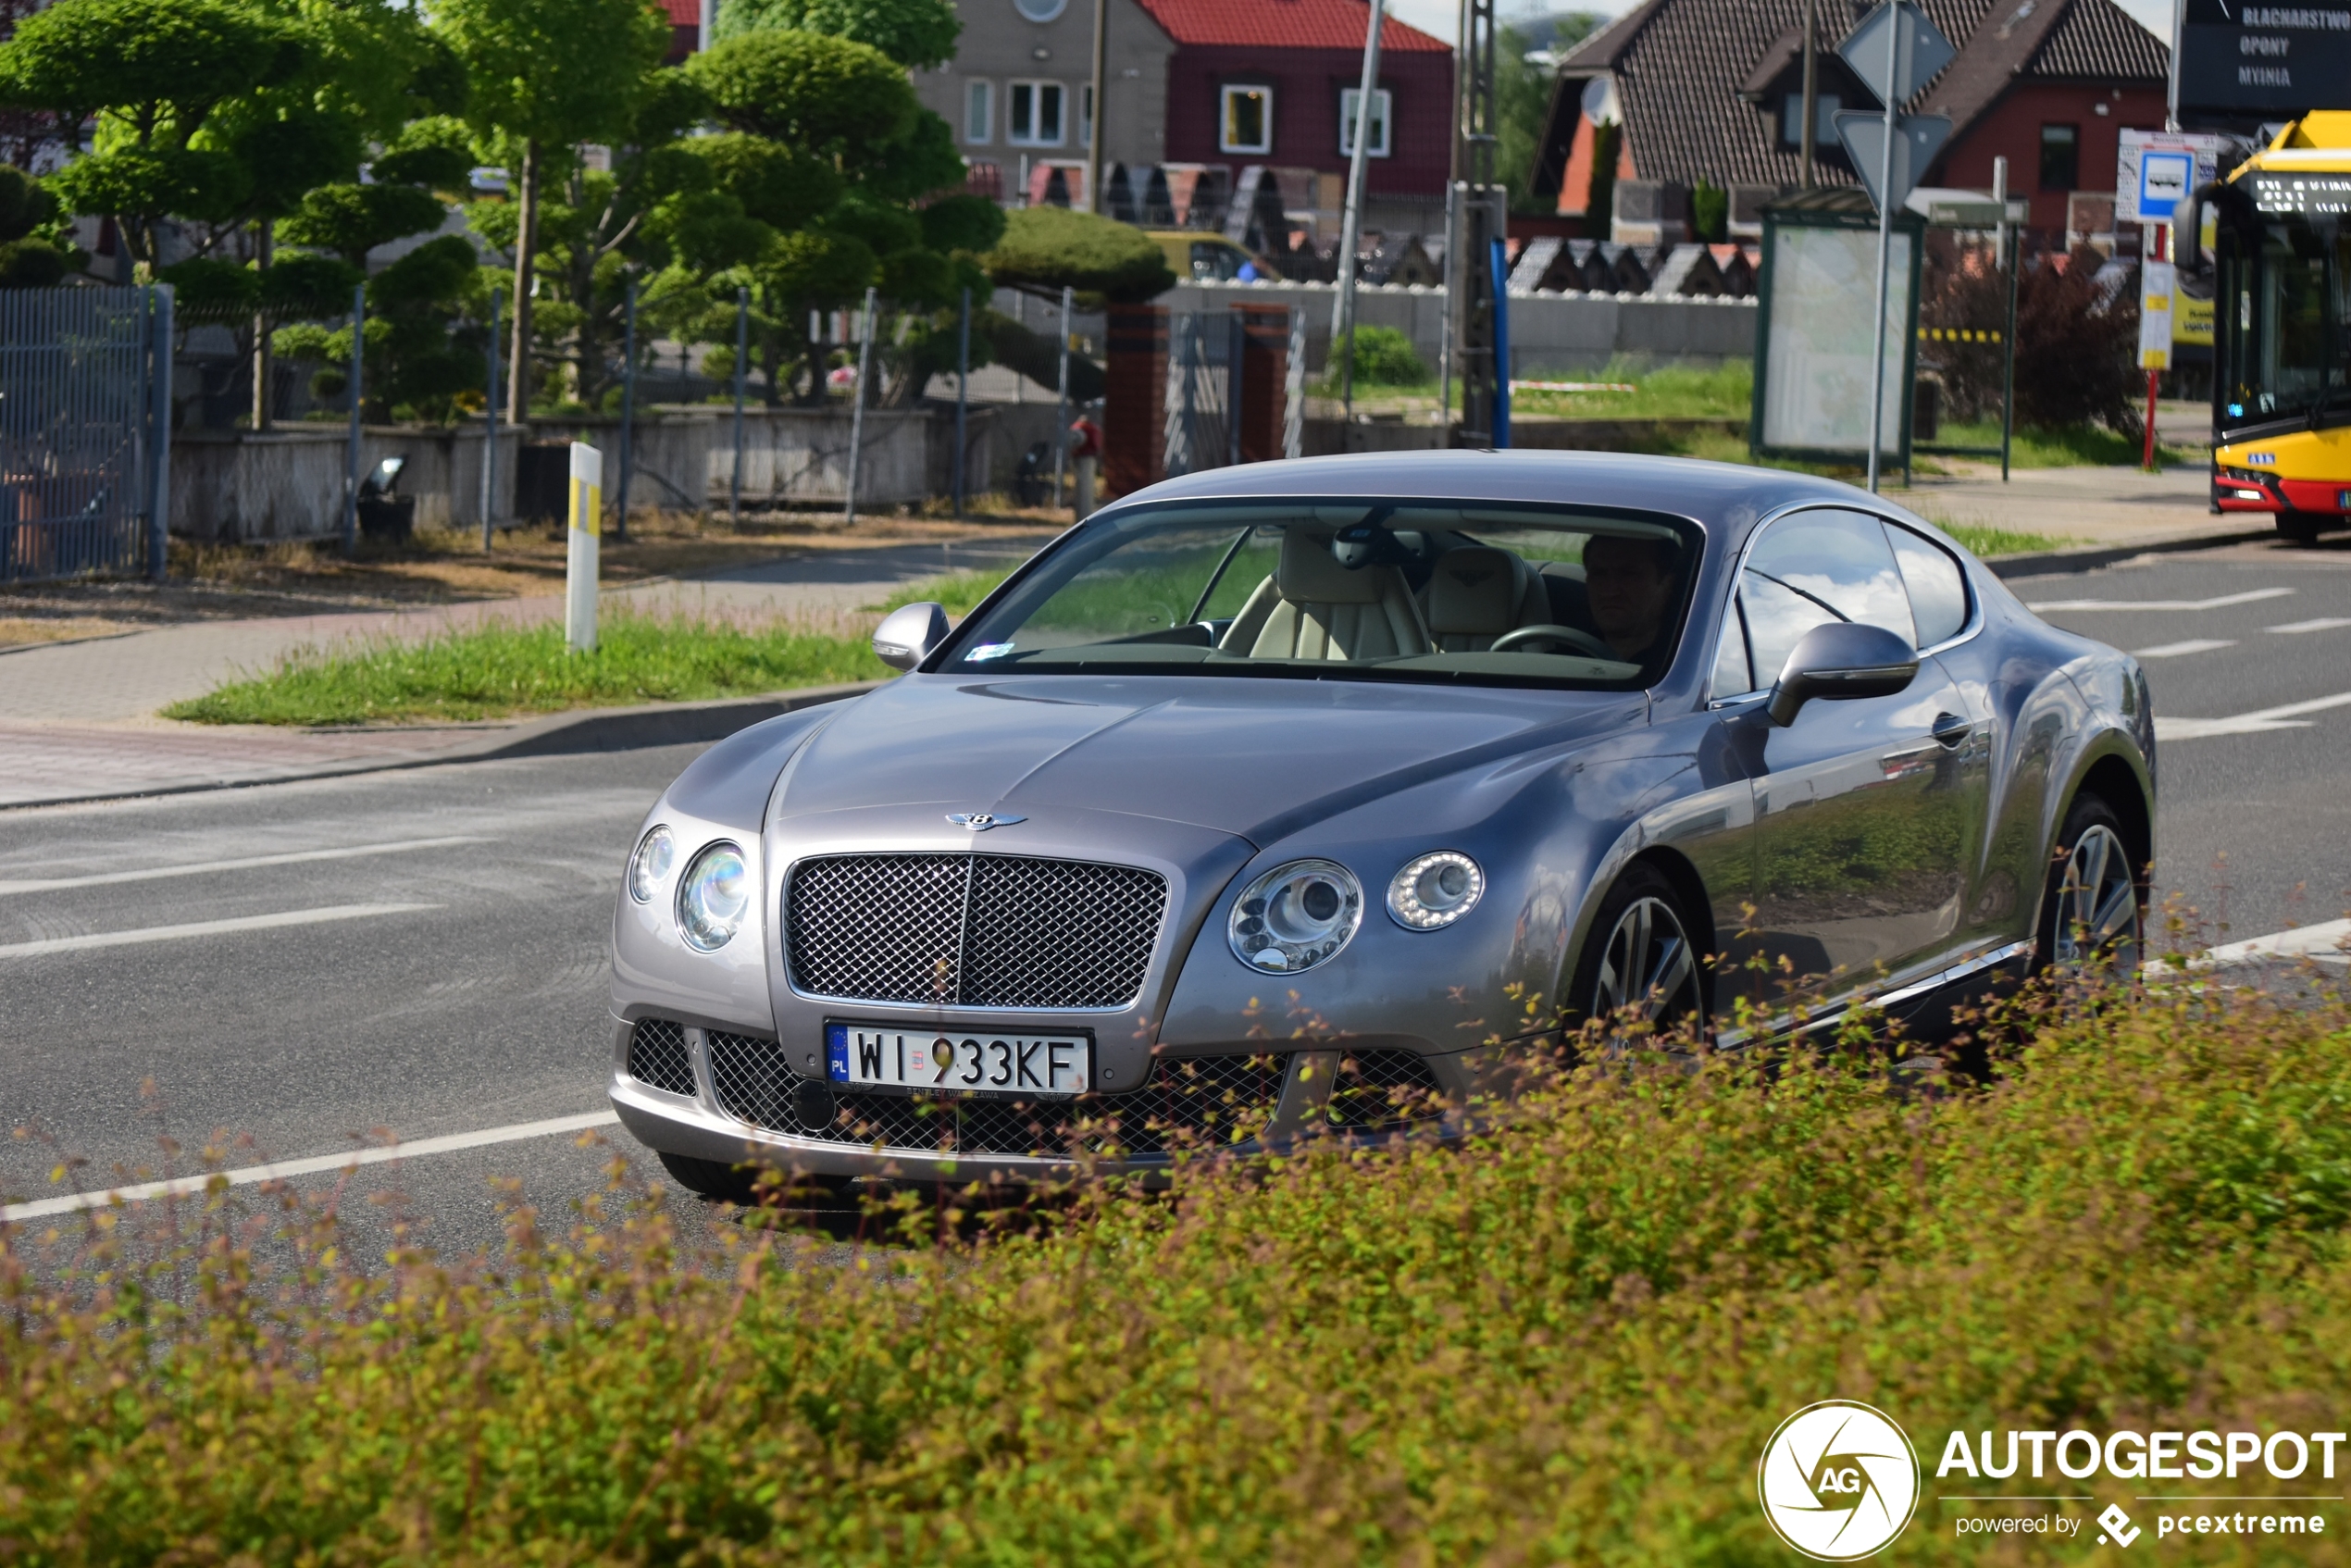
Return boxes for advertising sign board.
[2177,0,2351,119]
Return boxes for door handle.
[1931,712,1972,748]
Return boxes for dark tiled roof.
[1553,0,2165,190]
[2027,0,2169,78]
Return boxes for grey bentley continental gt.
[608,451,2156,1192]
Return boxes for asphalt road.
[5,542,2347,1239]
[2015,538,2351,943]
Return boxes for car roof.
[1104,450,1895,540]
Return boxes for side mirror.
[872,601,950,672]
[1768,622,1919,727]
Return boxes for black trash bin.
[1014,441,1051,506]
[355,455,416,542]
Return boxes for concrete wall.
[1163,279,1759,376]
[173,406,1020,543]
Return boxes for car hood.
[775,674,1648,846]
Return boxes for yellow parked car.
[1149,231,1282,283]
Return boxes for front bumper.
[2211,465,2351,516]
[608,1011,1480,1183]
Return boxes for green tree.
[1497,11,1604,216]
[711,0,958,68]
[0,0,303,266]
[436,0,670,418]
[984,205,1174,303]
[0,166,78,287]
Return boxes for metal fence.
[1162,306,1307,478]
[0,284,171,584]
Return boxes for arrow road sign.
[1838,0,1955,108]
[1835,111,1953,215]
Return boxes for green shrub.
[1336,324,1426,387]
[6,985,2351,1561]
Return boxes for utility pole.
[1086,0,1109,212]
[1332,0,1386,429]
[480,290,500,552]
[730,285,746,525]
[1053,284,1073,507]
[1799,0,1818,188]
[844,285,876,524]
[1864,5,1898,494]
[953,286,971,516]
[1449,0,1500,446]
[342,283,364,555]
[615,272,636,541]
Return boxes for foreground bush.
[6,987,2351,1562]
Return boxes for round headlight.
[1227,859,1362,973]
[628,825,675,904]
[676,841,749,952]
[1387,851,1485,930]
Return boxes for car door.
[1733,508,1977,1004]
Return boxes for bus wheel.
[2277,511,2326,544]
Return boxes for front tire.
[2036,794,2145,978]
[2277,510,2327,544]
[1565,862,1708,1039]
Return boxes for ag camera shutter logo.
[1758,1400,1922,1560]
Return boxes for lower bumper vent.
[1325,1049,1448,1131]
[705,1029,1289,1157]
[627,1017,696,1097]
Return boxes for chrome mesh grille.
[787,852,1168,1009]
[1325,1049,1448,1131]
[703,1029,1288,1157]
[626,1017,696,1097]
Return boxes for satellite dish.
[1581,75,1620,125]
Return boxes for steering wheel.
[1489,624,1618,660]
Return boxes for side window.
[1885,521,1970,647]
[1710,593,1753,697]
[1738,508,1916,680]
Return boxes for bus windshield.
[2219,177,2351,437]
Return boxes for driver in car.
[1583,534,1681,664]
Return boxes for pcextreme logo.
[1758,1400,1923,1562]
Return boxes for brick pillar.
[1104,304,1166,497]
[1235,305,1289,464]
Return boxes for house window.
[1013,0,1065,19]
[1079,83,1092,148]
[1009,81,1064,146]
[1338,87,1390,157]
[964,80,993,143]
[1221,84,1273,155]
[2039,122,2079,191]
[1779,92,1840,150]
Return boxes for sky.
[1384,0,2176,53]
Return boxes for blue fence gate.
[0,283,172,584]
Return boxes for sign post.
[1835,0,1954,493]
[2139,259,2174,472]
[566,442,602,653]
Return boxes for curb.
[3,681,887,813]
[1984,527,2275,579]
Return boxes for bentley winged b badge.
[947,812,1026,831]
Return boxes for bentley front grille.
[786,852,1169,1010]
[703,1029,1288,1158]
[1325,1049,1449,1131]
[626,1016,697,1097]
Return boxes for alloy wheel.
[1590,895,1703,1027]
[2049,824,2142,974]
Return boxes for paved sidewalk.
[1887,461,2233,548]
[0,534,1045,810]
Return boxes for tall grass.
[1512,357,1754,420]
[6,985,2351,1562]
[162,609,892,727]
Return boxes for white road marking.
[0,836,487,897]
[2154,690,2351,740]
[2150,918,2351,975]
[2131,639,2235,659]
[0,902,442,959]
[2270,616,2351,635]
[2027,587,2295,612]
[0,1110,622,1224]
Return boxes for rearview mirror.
[872,602,950,672]
[1768,622,1919,727]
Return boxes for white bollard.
[566,441,602,653]
[1075,454,1096,520]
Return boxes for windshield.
[2219,176,2351,434]
[939,500,1702,689]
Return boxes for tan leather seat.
[1421,546,1552,652]
[1218,529,1432,660]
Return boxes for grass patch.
[1931,420,2196,468]
[160,608,890,727]
[7,985,2351,1560]
[871,566,1015,616]
[1937,522,2082,557]
[1512,357,1753,420]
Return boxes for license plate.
[826,1022,1093,1097]
[2338,489,2350,510]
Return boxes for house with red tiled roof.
[1536,0,2168,245]
[910,0,1451,233]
